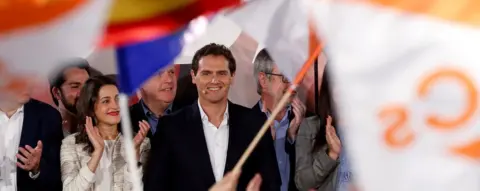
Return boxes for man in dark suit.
[130,66,198,139]
[252,49,307,191]
[130,66,197,138]
[144,43,281,191]
[0,81,63,191]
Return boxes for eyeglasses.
[264,72,290,83]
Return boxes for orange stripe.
[101,0,241,47]
[291,43,322,88]
[451,139,480,159]
[366,0,480,26]
[288,21,322,89]
[0,0,86,34]
[308,21,320,57]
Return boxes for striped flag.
[103,0,241,94]
[303,0,480,190]
[0,0,112,94]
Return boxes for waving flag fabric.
[226,0,318,82]
[105,0,241,94]
[302,0,480,190]
[116,29,186,94]
[0,0,111,94]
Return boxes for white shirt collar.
[197,100,229,122]
[0,105,25,118]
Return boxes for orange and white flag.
[0,0,111,94]
[226,0,320,82]
[303,0,480,190]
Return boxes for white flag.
[0,0,111,93]
[304,0,480,190]
[226,0,316,81]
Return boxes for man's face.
[56,67,89,113]
[0,77,32,105]
[0,60,31,105]
[140,66,177,103]
[260,65,292,104]
[191,55,234,104]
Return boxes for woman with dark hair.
[60,76,150,191]
[295,65,352,191]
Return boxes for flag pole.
[232,44,323,173]
[119,93,142,191]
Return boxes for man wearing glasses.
[252,49,306,191]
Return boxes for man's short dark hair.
[191,43,236,75]
[48,58,92,106]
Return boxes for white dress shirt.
[0,106,24,191]
[198,100,229,182]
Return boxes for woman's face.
[93,85,120,126]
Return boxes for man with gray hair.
[251,49,306,191]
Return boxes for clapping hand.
[85,116,104,155]
[288,97,306,141]
[325,116,342,160]
[17,141,42,173]
[134,120,150,160]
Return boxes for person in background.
[104,74,117,83]
[144,43,281,191]
[49,58,102,136]
[129,66,177,138]
[252,49,306,191]
[295,66,351,191]
[60,76,150,191]
[0,78,63,190]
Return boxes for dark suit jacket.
[17,99,63,191]
[252,102,298,191]
[144,101,281,191]
[129,100,187,139]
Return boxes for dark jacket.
[252,102,298,191]
[144,101,282,191]
[17,99,63,191]
[129,100,187,138]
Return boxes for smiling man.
[145,43,281,191]
[252,49,306,191]
[49,58,99,136]
[129,66,178,138]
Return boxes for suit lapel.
[224,102,245,174]
[188,102,216,184]
[19,100,39,147]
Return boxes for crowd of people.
[0,43,352,191]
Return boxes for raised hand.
[209,171,240,191]
[288,96,306,141]
[134,120,150,160]
[246,174,262,191]
[17,140,42,173]
[85,116,104,154]
[209,171,263,191]
[325,115,342,160]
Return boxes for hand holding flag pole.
[232,43,322,174]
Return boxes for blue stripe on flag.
[116,29,185,94]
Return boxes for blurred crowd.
[0,43,351,191]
